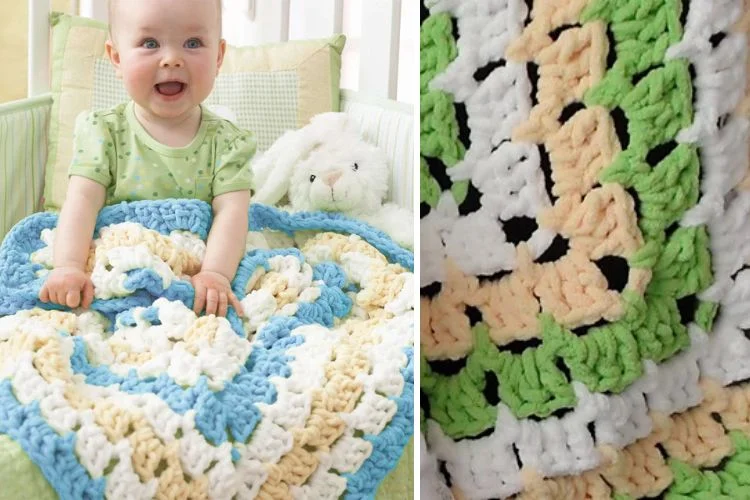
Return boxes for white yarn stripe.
[420,1,555,283]
[668,0,749,228]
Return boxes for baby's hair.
[107,0,224,39]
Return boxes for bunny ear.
[251,125,323,205]
[249,151,277,204]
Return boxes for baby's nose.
[160,53,183,68]
[324,171,342,186]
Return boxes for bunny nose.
[324,171,342,186]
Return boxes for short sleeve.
[67,111,115,188]
[213,129,256,197]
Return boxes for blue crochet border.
[0,380,106,499]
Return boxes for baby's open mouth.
[155,81,186,96]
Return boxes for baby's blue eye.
[142,38,159,49]
[185,38,203,49]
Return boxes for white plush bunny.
[251,112,414,249]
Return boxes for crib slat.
[79,0,108,22]
[359,0,401,99]
[28,0,51,96]
[257,0,290,43]
[299,0,342,39]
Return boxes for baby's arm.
[39,176,105,308]
[192,190,250,317]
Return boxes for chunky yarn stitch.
[0,200,414,499]
[421,0,750,498]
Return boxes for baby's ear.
[216,39,227,75]
[105,39,122,78]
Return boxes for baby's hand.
[39,266,95,309]
[191,270,244,317]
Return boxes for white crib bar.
[79,0,108,22]
[300,0,343,38]
[359,0,401,100]
[28,0,51,97]
[256,0,290,43]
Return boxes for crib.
[0,1,415,498]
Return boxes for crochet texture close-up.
[420,0,750,498]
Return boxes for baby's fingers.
[205,288,219,316]
[229,292,244,317]
[53,287,68,307]
[66,288,81,308]
[82,280,95,309]
[218,292,228,317]
[193,283,207,315]
[39,283,50,303]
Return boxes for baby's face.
[107,0,224,121]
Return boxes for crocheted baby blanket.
[421,0,750,498]
[0,200,413,500]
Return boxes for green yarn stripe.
[664,431,750,499]
[581,0,685,109]
[593,60,697,241]
[422,288,698,439]
[647,226,713,299]
[420,11,467,207]
[422,325,500,439]
[421,158,441,208]
[600,140,699,240]
[420,13,456,87]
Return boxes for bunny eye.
[309,175,316,183]
[352,163,359,171]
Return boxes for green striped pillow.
[0,95,51,243]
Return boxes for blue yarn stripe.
[0,380,106,500]
[94,199,211,238]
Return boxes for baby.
[39,0,251,318]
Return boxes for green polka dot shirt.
[68,101,255,204]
